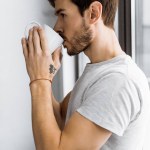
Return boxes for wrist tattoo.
[49,64,57,74]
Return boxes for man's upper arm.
[59,112,112,150]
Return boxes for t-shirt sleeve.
[76,73,137,136]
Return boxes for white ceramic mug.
[24,21,64,54]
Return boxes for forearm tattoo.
[49,64,57,74]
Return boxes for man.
[21,0,150,149]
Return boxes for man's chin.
[67,49,82,56]
[62,45,72,55]
[64,48,76,56]
[67,49,75,56]
[63,43,82,56]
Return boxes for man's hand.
[21,26,62,82]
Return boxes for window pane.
[135,1,150,150]
[135,0,150,80]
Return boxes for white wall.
[0,0,75,149]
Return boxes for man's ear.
[88,1,102,24]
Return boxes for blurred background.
[0,0,149,149]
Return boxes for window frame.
[118,0,132,57]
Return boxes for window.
[135,0,150,83]
[134,0,150,149]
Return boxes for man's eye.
[60,13,65,18]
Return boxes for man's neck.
[84,25,125,64]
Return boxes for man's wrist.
[30,79,52,99]
[29,78,52,86]
[29,79,52,91]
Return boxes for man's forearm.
[30,80,61,150]
[51,93,64,130]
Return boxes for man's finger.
[38,27,49,52]
[52,47,63,67]
[28,28,34,56]
[33,27,42,54]
[21,38,28,59]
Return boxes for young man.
[21,0,150,149]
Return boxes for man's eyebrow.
[55,9,65,16]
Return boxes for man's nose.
[53,20,63,34]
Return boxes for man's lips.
[63,40,68,48]
[63,40,67,44]
[60,34,66,40]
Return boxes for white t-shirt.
[65,54,150,150]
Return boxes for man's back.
[65,54,150,150]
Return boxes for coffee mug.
[24,21,64,54]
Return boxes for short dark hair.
[48,0,118,28]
